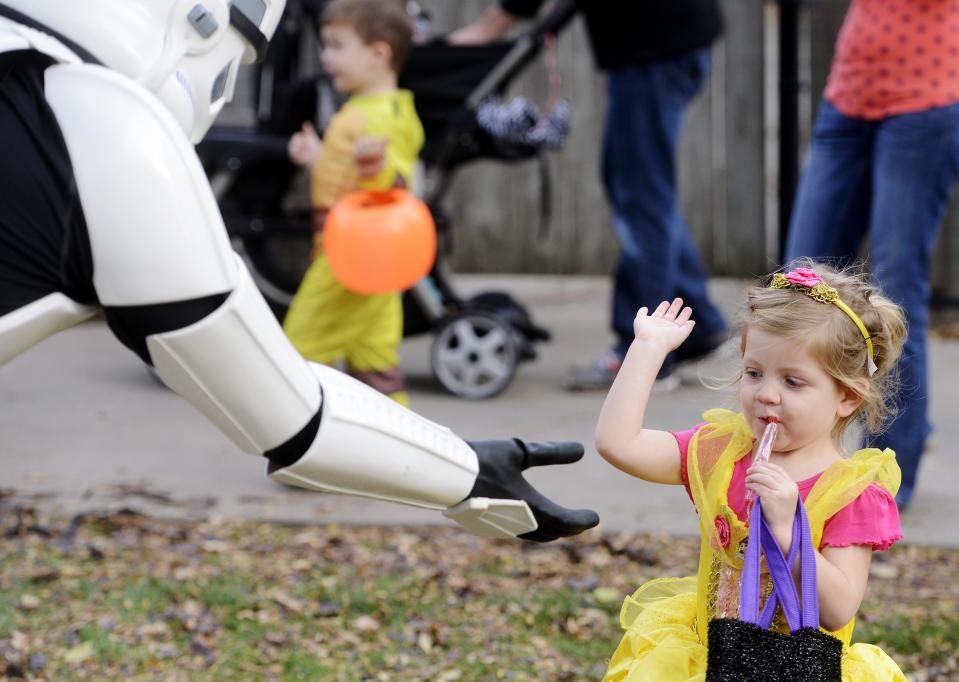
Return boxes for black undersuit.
[0,49,96,317]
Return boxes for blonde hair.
[322,0,413,70]
[740,258,907,442]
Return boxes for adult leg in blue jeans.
[787,100,959,507]
[785,102,873,264]
[571,49,727,390]
[865,104,959,507]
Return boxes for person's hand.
[446,6,517,45]
[746,461,799,551]
[632,298,696,355]
[354,136,388,178]
[463,439,600,542]
[288,122,322,167]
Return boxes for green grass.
[75,625,127,663]
[0,599,14,639]
[195,574,259,611]
[1,513,956,680]
[857,614,959,662]
[106,576,177,619]
[283,651,336,678]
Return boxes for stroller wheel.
[431,312,519,399]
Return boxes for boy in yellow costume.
[283,0,424,405]
[595,261,907,680]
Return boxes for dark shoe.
[565,350,623,391]
[673,329,731,366]
[565,350,680,393]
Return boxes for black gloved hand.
[463,439,600,542]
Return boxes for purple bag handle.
[756,509,801,628]
[739,498,819,632]
[739,501,796,629]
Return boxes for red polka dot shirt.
[825,0,959,120]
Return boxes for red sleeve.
[672,424,704,505]
[821,483,903,551]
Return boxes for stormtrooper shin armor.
[0,0,538,539]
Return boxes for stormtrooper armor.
[0,0,598,541]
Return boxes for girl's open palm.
[633,298,696,353]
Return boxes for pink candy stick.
[744,417,779,504]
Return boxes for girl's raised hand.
[632,298,696,354]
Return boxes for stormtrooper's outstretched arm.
[36,60,598,541]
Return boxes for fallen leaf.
[62,641,94,664]
[417,631,433,653]
[592,587,621,605]
[10,630,29,651]
[28,652,47,672]
[268,588,305,615]
[136,621,169,639]
[352,615,379,632]
[18,594,40,611]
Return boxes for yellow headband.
[769,269,878,376]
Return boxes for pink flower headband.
[770,268,878,376]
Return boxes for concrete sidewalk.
[2,275,956,546]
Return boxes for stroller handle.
[527,0,578,41]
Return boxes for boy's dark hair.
[322,0,413,70]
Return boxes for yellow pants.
[283,254,407,405]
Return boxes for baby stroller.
[197,0,576,399]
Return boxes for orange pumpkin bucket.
[324,188,437,295]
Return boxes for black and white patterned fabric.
[476,96,570,150]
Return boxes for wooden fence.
[221,0,959,298]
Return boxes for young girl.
[595,261,906,681]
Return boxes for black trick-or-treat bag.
[706,498,843,681]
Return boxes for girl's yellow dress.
[602,409,906,681]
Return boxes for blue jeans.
[603,50,728,364]
[786,100,959,505]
